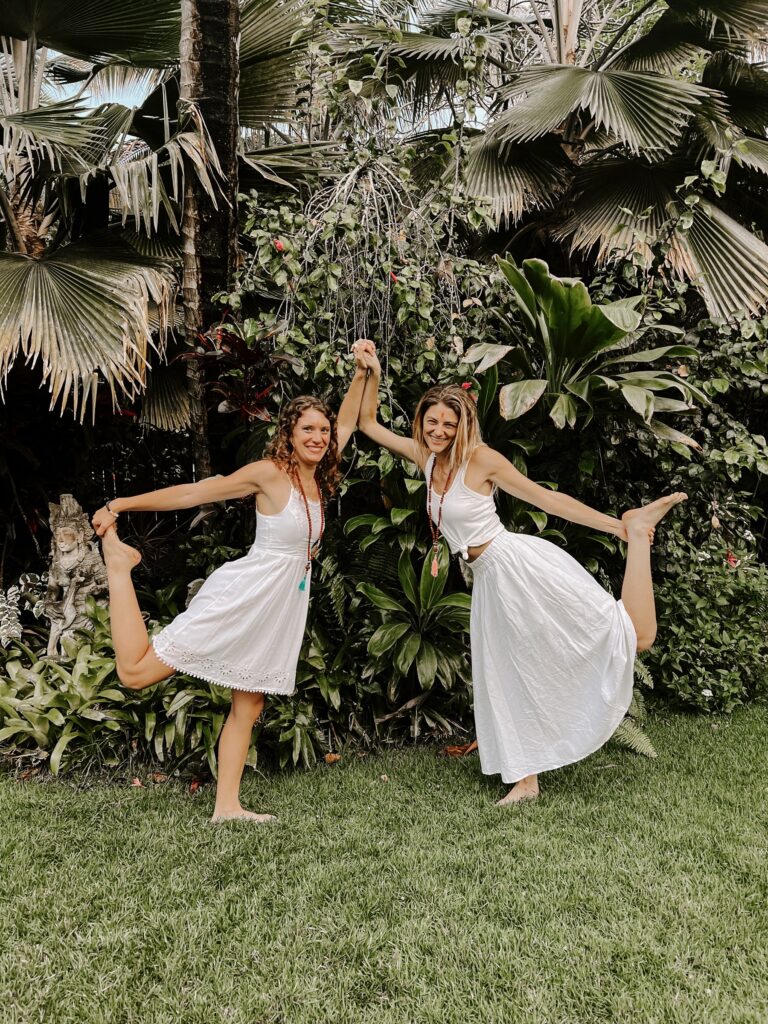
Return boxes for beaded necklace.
[294,473,325,592]
[426,458,452,578]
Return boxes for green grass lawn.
[2,707,767,1024]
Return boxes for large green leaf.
[491,64,722,155]
[498,379,547,420]
[0,238,175,419]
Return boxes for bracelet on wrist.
[105,501,119,519]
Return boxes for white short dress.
[152,487,321,693]
[426,454,637,784]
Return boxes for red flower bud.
[273,239,285,252]
[390,270,398,283]
[461,381,473,390]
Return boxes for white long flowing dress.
[152,488,321,693]
[426,454,636,784]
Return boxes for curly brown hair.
[263,396,341,498]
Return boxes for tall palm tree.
[0,0,344,422]
[342,0,768,320]
[0,0,220,419]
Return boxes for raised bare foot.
[622,492,687,539]
[211,808,276,824]
[101,526,142,571]
[497,776,540,806]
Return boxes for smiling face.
[291,408,332,465]
[422,402,459,455]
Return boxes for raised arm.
[91,459,279,537]
[356,349,426,469]
[473,446,626,539]
[335,350,370,452]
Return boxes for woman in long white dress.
[90,348,373,822]
[356,350,686,804]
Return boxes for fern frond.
[634,658,654,690]
[611,717,658,758]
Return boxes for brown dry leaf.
[189,779,201,794]
[149,772,169,783]
[675,364,690,377]
[131,778,143,787]
[380,774,389,782]
[324,753,342,765]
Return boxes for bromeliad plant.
[465,257,708,449]
[356,543,472,738]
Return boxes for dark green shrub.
[648,547,768,713]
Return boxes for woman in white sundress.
[356,348,686,804]
[90,345,374,823]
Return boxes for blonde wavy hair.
[263,396,340,498]
[412,385,483,473]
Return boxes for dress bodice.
[425,452,505,560]
[252,487,322,557]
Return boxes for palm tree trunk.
[179,0,240,480]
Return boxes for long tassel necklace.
[294,473,325,592]
[427,460,451,578]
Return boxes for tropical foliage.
[343,0,768,319]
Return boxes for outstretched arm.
[357,349,426,469]
[474,446,627,539]
[91,460,279,537]
[336,348,371,452]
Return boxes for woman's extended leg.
[497,491,687,808]
[620,492,687,651]
[101,527,174,689]
[212,690,275,823]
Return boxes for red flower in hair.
[273,239,285,252]
[461,381,472,390]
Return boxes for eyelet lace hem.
[152,636,295,695]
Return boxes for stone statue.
[44,495,108,657]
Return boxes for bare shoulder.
[469,443,505,474]
[249,458,287,489]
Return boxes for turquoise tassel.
[298,577,306,591]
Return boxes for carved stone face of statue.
[54,526,84,558]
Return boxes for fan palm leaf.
[0,238,176,419]
[491,64,724,155]
[464,132,572,225]
[561,161,768,319]
[238,0,313,129]
[0,0,181,66]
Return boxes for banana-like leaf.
[0,238,176,420]
[464,132,572,226]
[463,342,513,373]
[0,0,181,66]
[498,379,547,420]
[491,64,723,155]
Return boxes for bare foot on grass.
[211,808,276,824]
[497,775,540,806]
